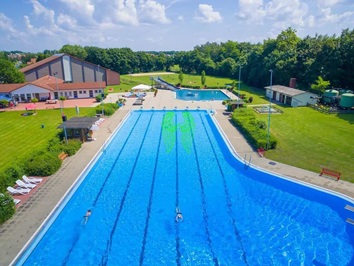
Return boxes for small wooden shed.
[57,117,99,142]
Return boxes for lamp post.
[238,66,242,109]
[54,72,68,144]
[98,64,104,116]
[266,69,273,150]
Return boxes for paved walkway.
[1,89,353,265]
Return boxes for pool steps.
[344,205,354,225]
[345,205,354,212]
[346,218,354,225]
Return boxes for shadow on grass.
[336,112,354,124]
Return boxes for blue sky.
[0,0,353,52]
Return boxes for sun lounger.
[23,175,42,184]
[0,193,21,205]
[7,186,31,195]
[133,99,143,105]
[16,180,36,189]
[13,198,21,205]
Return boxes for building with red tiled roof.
[20,53,120,86]
[0,75,106,103]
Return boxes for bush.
[95,103,118,116]
[96,94,102,102]
[231,108,277,150]
[61,139,82,156]
[0,193,16,224]
[24,150,62,176]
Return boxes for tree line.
[1,27,353,91]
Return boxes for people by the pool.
[82,209,91,225]
[175,207,183,222]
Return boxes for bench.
[46,100,57,104]
[58,152,68,161]
[320,167,341,181]
[257,147,265,157]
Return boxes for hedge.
[231,108,277,150]
[0,193,16,224]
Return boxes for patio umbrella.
[25,103,36,110]
[132,84,151,91]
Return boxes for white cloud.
[238,0,311,27]
[59,0,95,18]
[307,15,315,27]
[57,14,77,29]
[319,0,342,7]
[237,0,265,23]
[0,13,16,33]
[24,15,56,36]
[113,0,139,26]
[31,0,56,25]
[177,15,183,21]
[195,4,222,23]
[138,0,170,24]
[319,7,354,24]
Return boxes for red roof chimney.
[289,78,296,88]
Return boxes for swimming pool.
[15,110,354,265]
[176,89,229,101]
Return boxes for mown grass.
[0,108,94,172]
[251,105,354,181]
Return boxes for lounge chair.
[23,175,42,184]
[16,180,36,189]
[13,198,21,205]
[133,99,143,105]
[0,193,21,205]
[7,186,31,195]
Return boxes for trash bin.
[62,115,67,122]
[41,124,44,128]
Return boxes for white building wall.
[292,93,318,107]
[12,84,52,102]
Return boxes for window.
[79,91,82,94]
[83,91,86,94]
[95,90,98,93]
[74,129,80,136]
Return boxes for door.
[89,90,93,97]
[74,91,78,98]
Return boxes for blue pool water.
[16,110,354,265]
[176,89,229,101]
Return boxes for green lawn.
[0,108,94,172]
[252,105,354,182]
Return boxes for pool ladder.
[243,154,252,168]
[344,205,354,225]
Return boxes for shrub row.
[95,103,120,116]
[0,193,15,224]
[0,134,82,224]
[231,108,277,150]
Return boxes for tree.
[311,76,330,93]
[59,44,88,60]
[0,59,25,83]
[201,71,206,86]
[178,70,184,84]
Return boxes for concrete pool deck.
[1,89,353,265]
